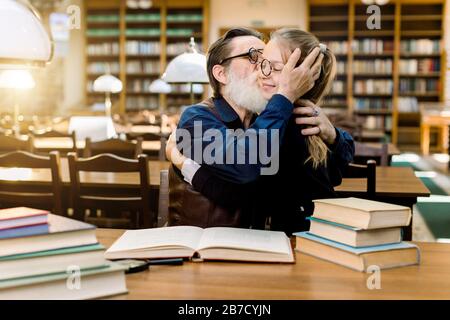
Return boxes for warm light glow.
[93,74,123,93]
[0,168,32,181]
[0,0,53,68]
[417,195,450,203]
[391,153,420,163]
[432,153,450,164]
[0,69,35,90]
[414,171,437,178]
[149,79,171,93]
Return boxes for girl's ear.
[212,64,228,85]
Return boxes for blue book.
[0,224,49,240]
[294,231,420,272]
[0,214,97,257]
[306,217,402,247]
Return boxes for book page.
[197,228,291,254]
[106,226,204,253]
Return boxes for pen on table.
[146,258,184,266]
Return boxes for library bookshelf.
[84,0,209,114]
[308,0,446,146]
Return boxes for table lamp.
[0,69,35,136]
[0,0,53,68]
[162,37,209,104]
[93,74,123,118]
[149,78,171,111]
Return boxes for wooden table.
[0,158,170,188]
[98,229,450,300]
[0,164,428,239]
[420,103,450,156]
[336,166,430,240]
[358,142,400,156]
[33,138,161,153]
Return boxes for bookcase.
[84,0,209,114]
[308,0,446,147]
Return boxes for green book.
[0,244,107,281]
[0,263,128,300]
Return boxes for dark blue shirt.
[176,94,294,183]
[177,95,354,184]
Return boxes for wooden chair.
[68,152,155,228]
[33,130,77,153]
[0,135,34,153]
[83,137,143,159]
[353,142,389,166]
[343,160,377,198]
[158,169,169,227]
[126,132,167,161]
[0,151,63,215]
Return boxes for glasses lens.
[261,59,272,76]
[249,49,260,64]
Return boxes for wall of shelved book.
[84,0,209,114]
[308,0,445,147]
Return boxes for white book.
[105,226,294,263]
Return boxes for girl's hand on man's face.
[293,99,337,145]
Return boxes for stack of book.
[295,198,421,272]
[0,207,127,299]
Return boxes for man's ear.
[212,64,228,85]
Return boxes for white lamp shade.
[93,74,123,93]
[0,0,53,68]
[162,52,209,84]
[149,79,171,93]
[0,69,35,89]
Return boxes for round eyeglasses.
[260,59,284,77]
[219,47,263,65]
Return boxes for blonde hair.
[270,28,337,169]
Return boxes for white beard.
[223,69,268,114]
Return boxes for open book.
[104,226,294,263]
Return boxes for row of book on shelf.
[87,14,202,23]
[126,61,160,74]
[354,80,393,94]
[325,97,419,113]
[362,116,392,131]
[0,196,419,299]
[324,39,439,55]
[87,29,199,38]
[399,78,439,93]
[87,42,204,56]
[399,59,440,73]
[354,98,392,110]
[353,59,392,74]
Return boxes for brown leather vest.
[168,99,247,228]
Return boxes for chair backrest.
[67,152,155,228]
[83,137,143,159]
[158,169,169,227]
[0,151,63,215]
[343,160,377,198]
[354,142,389,166]
[33,130,77,153]
[0,135,34,153]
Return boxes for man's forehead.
[229,36,265,54]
